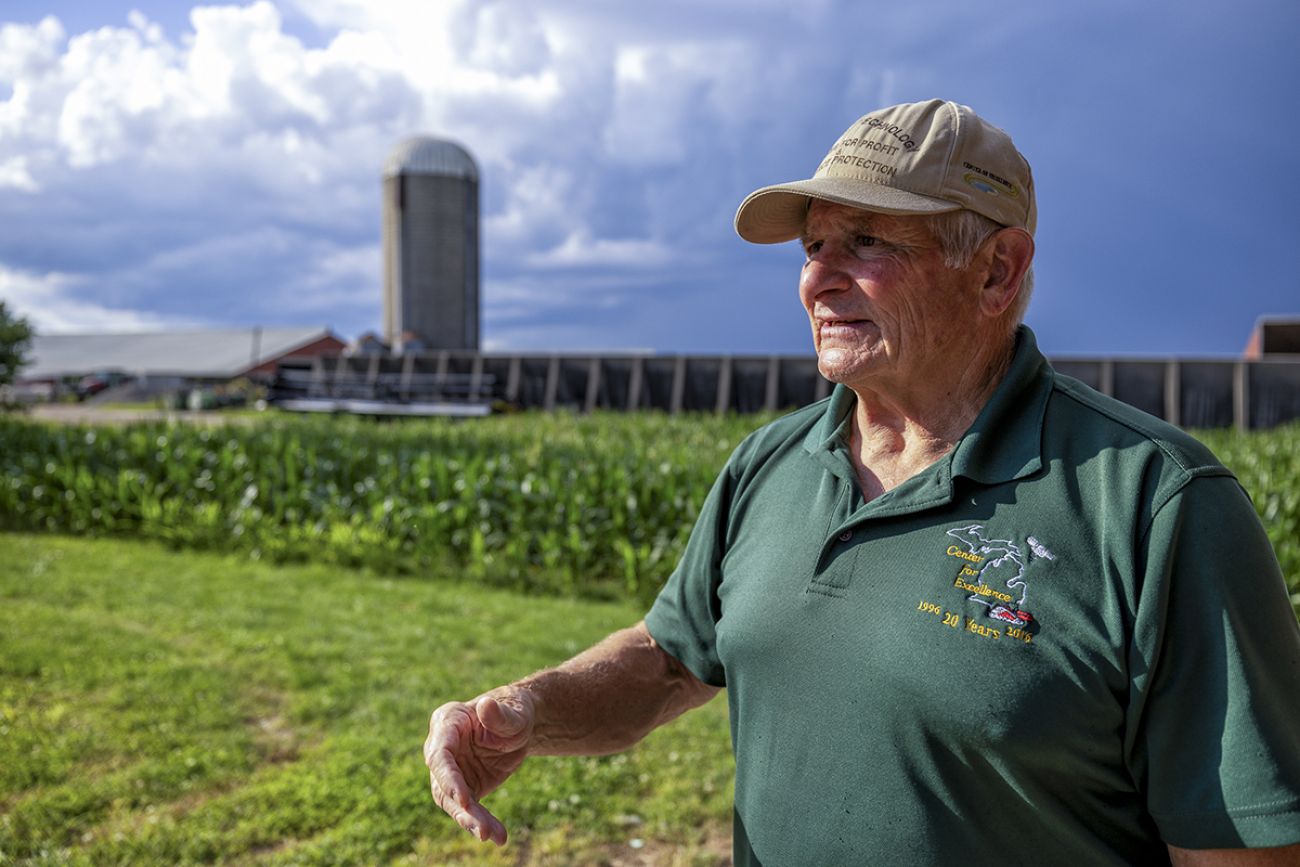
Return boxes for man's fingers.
[471,807,508,846]
[425,705,479,808]
[429,767,478,831]
[425,699,516,846]
[427,743,474,810]
[430,770,508,845]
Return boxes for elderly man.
[426,100,1300,865]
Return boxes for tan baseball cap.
[734,99,1036,243]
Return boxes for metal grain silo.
[382,137,479,351]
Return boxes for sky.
[0,0,1296,356]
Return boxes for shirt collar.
[803,375,856,466]
[948,325,1051,484]
[802,325,1052,486]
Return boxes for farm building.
[17,327,344,402]
[270,314,1300,429]
[1244,315,1300,359]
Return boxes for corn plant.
[0,413,764,604]
[1,414,1296,610]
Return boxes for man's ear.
[978,228,1034,318]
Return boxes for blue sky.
[1,0,1296,355]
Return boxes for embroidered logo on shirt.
[944,524,1043,639]
[917,525,1050,644]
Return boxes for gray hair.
[924,209,1034,327]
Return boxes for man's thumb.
[476,694,530,742]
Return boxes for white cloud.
[278,0,563,113]
[0,5,771,245]
[0,16,65,81]
[0,156,38,191]
[283,243,381,312]
[0,2,958,348]
[0,265,203,333]
[484,163,580,245]
[1,3,425,185]
[57,24,182,166]
[463,4,552,77]
[527,231,673,269]
[126,10,165,44]
[603,40,759,165]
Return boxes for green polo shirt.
[646,327,1300,866]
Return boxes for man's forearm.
[506,620,719,756]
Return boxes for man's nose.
[800,251,850,302]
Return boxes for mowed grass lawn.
[0,532,734,866]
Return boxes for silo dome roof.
[384,136,478,180]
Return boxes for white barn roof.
[24,327,339,380]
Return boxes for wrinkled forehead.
[800,199,935,244]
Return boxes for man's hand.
[424,688,535,846]
[424,622,719,846]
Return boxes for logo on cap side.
[961,162,1020,199]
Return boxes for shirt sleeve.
[643,456,738,689]
[1127,472,1300,849]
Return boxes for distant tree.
[0,300,34,389]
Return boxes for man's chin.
[816,349,875,384]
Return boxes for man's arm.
[423,619,720,845]
[1168,843,1300,866]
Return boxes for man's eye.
[804,241,823,257]
[854,235,877,248]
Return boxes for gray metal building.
[273,346,1300,429]
[382,137,479,353]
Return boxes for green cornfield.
[0,413,765,605]
[0,414,1296,610]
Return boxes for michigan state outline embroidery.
[944,524,1050,630]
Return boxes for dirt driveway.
[26,403,235,426]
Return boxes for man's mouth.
[817,318,871,336]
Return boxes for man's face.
[799,200,982,394]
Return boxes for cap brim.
[734,177,961,244]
